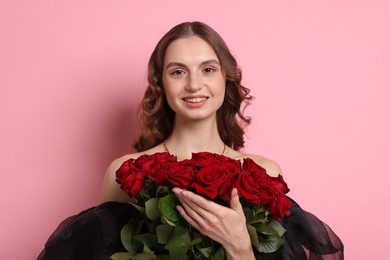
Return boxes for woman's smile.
[182,95,209,107]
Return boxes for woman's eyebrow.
[165,62,187,70]
[165,59,220,70]
[200,59,220,66]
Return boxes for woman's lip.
[182,96,208,108]
[182,95,208,99]
[182,97,208,103]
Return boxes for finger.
[229,188,243,213]
[176,204,201,230]
[173,188,222,215]
[176,194,214,224]
[177,200,220,237]
[177,199,209,226]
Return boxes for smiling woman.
[132,21,253,155]
[162,36,226,128]
[38,21,344,260]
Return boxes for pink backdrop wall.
[1,1,389,259]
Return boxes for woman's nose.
[185,73,202,92]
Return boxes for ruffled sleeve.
[255,198,344,259]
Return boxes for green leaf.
[131,251,157,259]
[169,247,188,260]
[194,254,204,260]
[159,194,180,223]
[121,218,144,254]
[257,235,284,253]
[131,203,146,215]
[174,224,189,237]
[187,237,202,247]
[156,225,174,244]
[161,216,176,226]
[246,205,270,225]
[249,217,269,225]
[164,238,186,250]
[145,198,161,221]
[110,252,132,260]
[148,219,160,234]
[156,185,169,195]
[134,233,158,249]
[244,207,253,223]
[197,247,212,258]
[254,205,267,215]
[254,223,279,236]
[155,255,170,260]
[143,243,152,253]
[139,179,157,199]
[247,224,260,249]
[211,246,225,260]
[268,220,286,237]
[171,225,190,246]
[249,211,269,225]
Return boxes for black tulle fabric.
[38,198,343,260]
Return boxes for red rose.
[139,153,177,186]
[115,160,145,197]
[217,161,240,200]
[214,153,237,164]
[221,155,242,168]
[115,160,132,185]
[149,159,171,186]
[133,154,154,176]
[242,158,268,176]
[153,152,177,163]
[166,162,194,189]
[192,164,235,200]
[237,159,276,204]
[189,152,222,167]
[256,175,280,206]
[267,193,291,219]
[267,175,290,218]
[270,175,290,194]
[236,170,262,204]
[148,165,169,186]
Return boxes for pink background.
[1,1,389,259]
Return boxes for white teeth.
[184,97,207,103]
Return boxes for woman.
[101,21,280,259]
[39,22,343,259]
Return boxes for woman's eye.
[203,67,215,73]
[171,69,185,75]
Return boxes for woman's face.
[162,36,226,123]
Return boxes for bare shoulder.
[244,154,282,177]
[99,145,165,203]
[228,149,282,177]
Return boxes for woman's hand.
[172,187,255,260]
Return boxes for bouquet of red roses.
[111,152,290,260]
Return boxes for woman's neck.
[164,117,225,160]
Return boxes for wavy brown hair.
[133,21,253,152]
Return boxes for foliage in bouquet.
[111,152,290,260]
